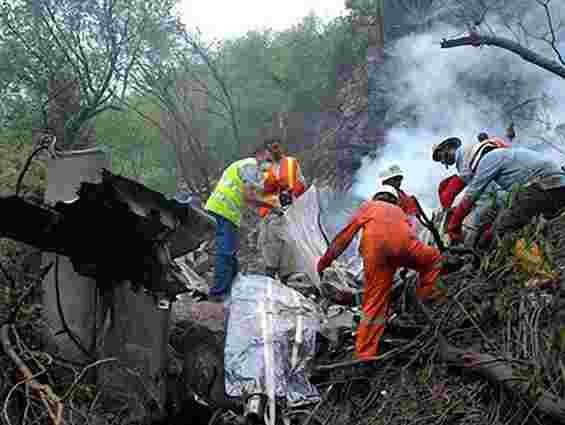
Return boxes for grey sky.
[179,0,347,41]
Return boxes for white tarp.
[279,185,330,289]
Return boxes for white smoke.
[353,20,565,210]
[353,128,456,212]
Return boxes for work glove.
[321,282,355,306]
[447,223,463,244]
[317,255,332,280]
[440,251,465,274]
[506,122,515,140]
[448,198,474,243]
[279,190,293,208]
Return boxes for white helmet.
[378,163,403,181]
[373,185,399,201]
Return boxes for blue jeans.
[209,212,240,296]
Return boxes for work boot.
[208,293,226,303]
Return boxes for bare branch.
[440,31,565,79]
[537,0,565,66]
[181,30,242,151]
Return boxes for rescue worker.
[316,186,450,359]
[378,163,419,218]
[505,122,516,143]
[477,132,489,143]
[447,144,565,244]
[205,145,282,301]
[257,138,306,281]
[477,123,515,145]
[434,137,510,246]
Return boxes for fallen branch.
[1,324,64,425]
[438,337,565,423]
[5,262,53,325]
[440,32,565,80]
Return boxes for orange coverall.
[317,201,443,359]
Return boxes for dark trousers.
[209,212,240,296]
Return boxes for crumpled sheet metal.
[174,259,208,293]
[224,274,321,407]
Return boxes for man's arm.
[238,163,281,210]
[438,175,466,210]
[317,206,369,272]
[448,153,505,241]
[244,185,280,210]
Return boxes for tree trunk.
[439,337,565,423]
[47,79,97,149]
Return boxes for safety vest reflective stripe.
[360,314,386,326]
[286,157,295,189]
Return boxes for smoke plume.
[353,20,565,210]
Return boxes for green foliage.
[545,327,565,353]
[1,7,368,191]
[15,303,37,321]
[0,240,18,258]
[514,366,545,401]
[30,351,52,368]
[494,287,514,321]
[366,417,385,425]
[0,139,46,197]
[1,0,179,147]
[0,287,18,305]
[94,99,177,195]
[431,398,465,417]
[0,287,39,321]
[347,0,383,17]
[52,383,97,402]
[463,302,482,322]
[416,366,433,384]
[399,399,418,418]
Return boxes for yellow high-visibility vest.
[205,158,257,227]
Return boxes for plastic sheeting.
[280,185,331,289]
[224,274,321,412]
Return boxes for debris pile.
[301,214,565,425]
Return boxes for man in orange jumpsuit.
[316,186,448,359]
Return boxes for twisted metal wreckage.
[0,137,217,424]
[0,140,453,425]
[3,140,565,425]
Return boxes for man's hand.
[448,228,463,244]
[271,207,284,217]
[321,281,356,306]
[317,259,328,280]
[335,289,355,306]
[441,251,465,274]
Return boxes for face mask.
[439,151,452,169]
[259,160,273,172]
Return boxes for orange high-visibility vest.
[259,156,305,218]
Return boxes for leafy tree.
[0,0,178,147]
